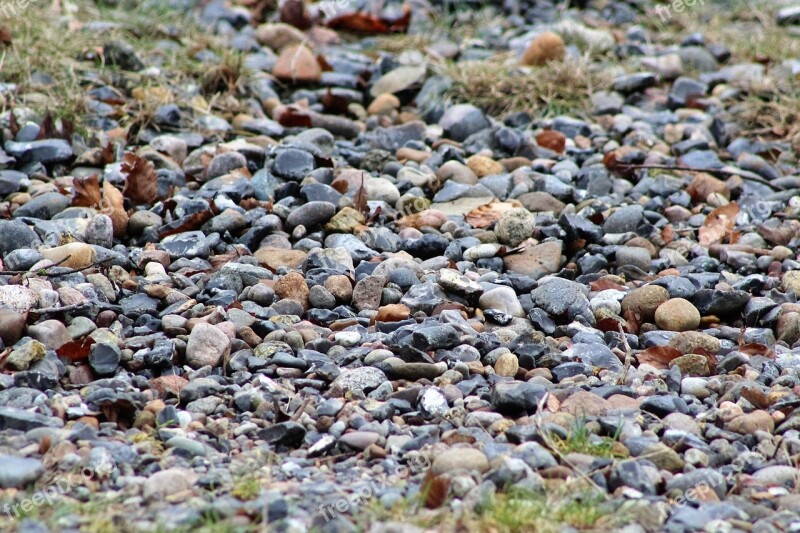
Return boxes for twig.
[1,257,115,278]
[30,302,91,315]
[617,163,780,190]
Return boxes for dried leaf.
[121,152,158,206]
[738,343,775,358]
[158,211,214,239]
[421,470,450,509]
[326,4,411,33]
[37,112,57,140]
[661,224,675,244]
[280,0,312,29]
[546,394,561,412]
[56,337,95,361]
[590,278,627,292]
[465,201,522,229]
[0,25,11,46]
[636,345,682,369]
[72,174,102,208]
[596,317,628,333]
[8,103,19,138]
[277,106,313,128]
[741,386,771,409]
[536,130,566,153]
[103,181,128,238]
[354,173,368,217]
[699,202,739,247]
[322,88,350,115]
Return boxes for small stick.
[1,257,115,278]
[616,163,780,190]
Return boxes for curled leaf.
[121,152,158,206]
[72,174,102,208]
[636,345,682,370]
[699,202,739,247]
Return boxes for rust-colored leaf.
[280,0,312,29]
[636,345,682,369]
[56,337,96,361]
[0,25,11,46]
[277,106,313,128]
[536,130,566,153]
[326,4,411,33]
[37,111,57,140]
[72,174,102,208]
[354,172,368,217]
[738,343,775,359]
[322,88,350,115]
[158,210,214,239]
[661,224,675,245]
[121,152,158,206]
[8,103,19,138]
[596,317,628,333]
[699,202,739,247]
[103,180,128,238]
[465,201,522,229]
[694,347,717,374]
[421,470,450,509]
[590,278,627,292]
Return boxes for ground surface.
[1,0,800,532]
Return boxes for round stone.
[655,298,701,331]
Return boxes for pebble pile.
[1,0,800,532]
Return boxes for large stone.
[503,241,563,280]
[186,323,231,369]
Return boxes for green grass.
[479,488,619,533]
[546,418,626,459]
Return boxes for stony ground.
[2,0,800,531]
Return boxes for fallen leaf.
[103,181,128,238]
[326,4,411,33]
[0,26,11,46]
[158,210,214,239]
[699,202,739,247]
[354,173,368,216]
[277,105,313,128]
[56,337,96,361]
[72,174,102,208]
[465,201,523,229]
[596,317,628,333]
[636,345,682,369]
[661,224,675,244]
[37,112,57,140]
[741,386,771,409]
[280,0,312,29]
[121,152,158,206]
[536,130,566,153]
[738,343,775,359]
[322,88,350,115]
[590,279,627,292]
[421,470,450,509]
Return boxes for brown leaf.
[738,343,775,358]
[158,210,214,239]
[326,4,411,33]
[590,279,627,292]
[694,347,717,374]
[354,173,368,217]
[465,201,522,229]
[37,112,57,140]
[421,470,450,509]
[661,224,675,245]
[699,202,739,247]
[636,345,682,369]
[741,386,771,409]
[596,317,628,333]
[103,181,129,238]
[121,152,158,206]
[280,0,312,29]
[8,103,19,138]
[277,106,313,128]
[0,25,11,46]
[322,88,350,115]
[536,130,566,153]
[72,174,102,208]
[56,337,96,361]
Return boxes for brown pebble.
[521,31,565,66]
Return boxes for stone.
[558,391,612,417]
[286,201,336,229]
[331,367,387,394]
[272,44,321,82]
[143,468,197,502]
[0,308,27,345]
[274,272,310,310]
[254,248,308,270]
[495,208,537,247]
[4,340,45,371]
[352,275,386,311]
[0,286,37,314]
[669,354,710,376]
[494,352,519,377]
[0,455,44,488]
[432,448,489,474]
[0,219,41,256]
[89,342,122,376]
[503,241,563,280]
[726,411,774,435]
[439,104,489,142]
[668,331,720,355]
[40,243,97,270]
[621,285,670,321]
[186,323,231,369]
[479,286,524,318]
[27,320,71,350]
[655,299,701,331]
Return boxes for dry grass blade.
[441,54,611,118]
